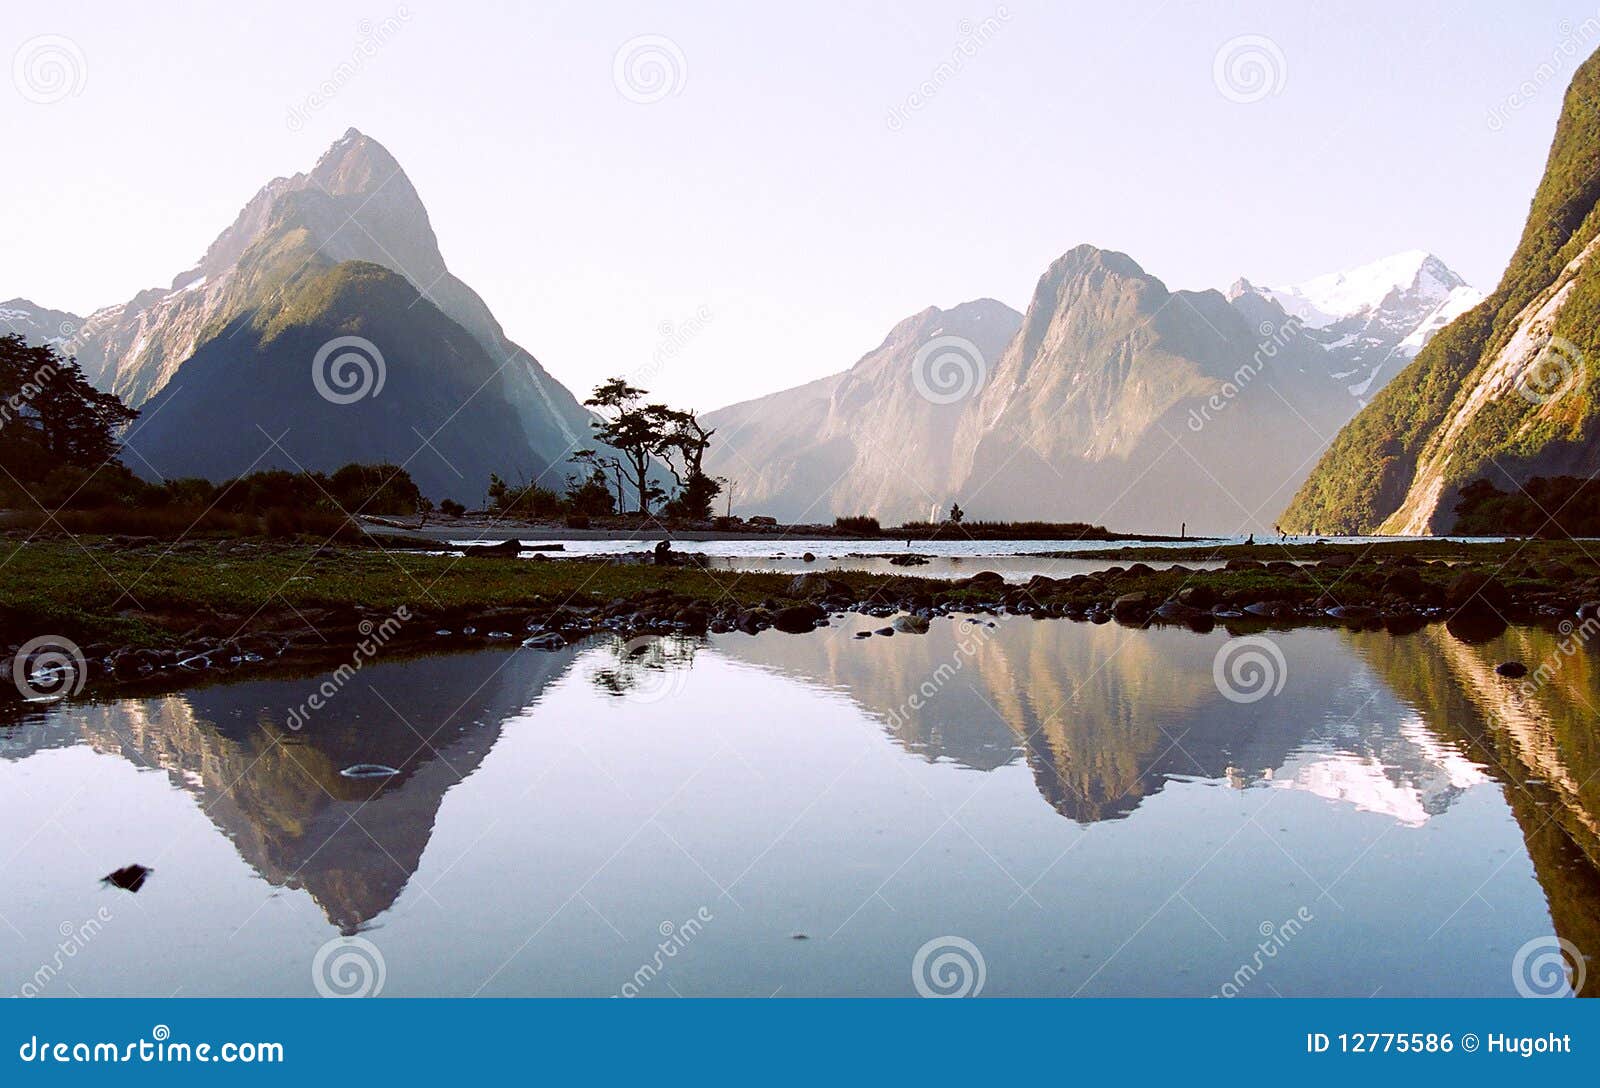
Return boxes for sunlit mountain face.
[2,616,1594,996]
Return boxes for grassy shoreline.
[2,535,1595,701]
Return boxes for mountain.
[1282,48,1600,534]
[706,245,1359,533]
[8,130,595,500]
[1229,250,1481,400]
[705,300,1021,522]
[0,299,83,357]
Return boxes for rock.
[102,864,152,893]
[1177,585,1215,609]
[1111,592,1153,620]
[1446,570,1508,616]
[1153,601,1205,623]
[789,573,847,598]
[466,539,521,556]
[1319,552,1358,568]
[968,571,1005,586]
[772,604,825,634]
[1496,660,1529,678]
[1243,601,1291,619]
[889,554,929,566]
[853,630,872,639]
[736,608,772,634]
[875,626,895,636]
[892,614,931,634]
[1325,605,1377,624]
[1224,558,1265,572]
[802,552,816,562]
[521,633,565,650]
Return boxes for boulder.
[1495,660,1529,678]
[1445,570,1508,616]
[892,613,931,634]
[772,604,826,634]
[1111,592,1153,620]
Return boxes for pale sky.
[2,1,1592,412]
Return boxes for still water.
[1,615,1594,997]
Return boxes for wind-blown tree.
[585,377,670,515]
[0,335,138,485]
[658,408,721,519]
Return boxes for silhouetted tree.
[0,335,137,484]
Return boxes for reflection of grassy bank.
[1353,625,1600,994]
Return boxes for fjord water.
[1,617,1594,997]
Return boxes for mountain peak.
[309,127,406,197]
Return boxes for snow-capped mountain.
[1229,251,1482,400]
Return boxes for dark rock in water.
[1495,660,1529,678]
[102,864,152,893]
[1224,558,1264,572]
[773,604,825,634]
[875,626,895,636]
[1445,611,1507,645]
[1177,585,1215,609]
[967,571,1005,586]
[1153,600,1204,624]
[802,552,816,562]
[889,554,929,566]
[790,932,810,940]
[1243,601,1291,620]
[1446,570,1508,616]
[892,614,930,634]
[1318,552,1357,569]
[467,539,522,556]
[853,630,872,639]
[1111,592,1152,620]
[1382,613,1428,636]
[1325,605,1377,623]
[736,608,772,634]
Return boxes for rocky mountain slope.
[1282,48,1600,534]
[7,130,595,499]
[1229,250,1481,400]
[706,246,1396,532]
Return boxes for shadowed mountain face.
[7,129,596,500]
[1284,47,1600,534]
[705,246,1370,534]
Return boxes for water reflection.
[0,613,1595,995]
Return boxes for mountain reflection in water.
[0,614,1593,996]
